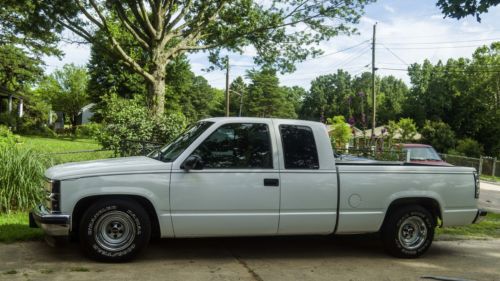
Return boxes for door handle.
[263,178,279,187]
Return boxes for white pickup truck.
[30,117,486,261]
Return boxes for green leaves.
[0,140,50,213]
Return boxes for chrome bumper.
[29,205,71,236]
[472,209,487,224]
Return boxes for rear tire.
[381,205,435,258]
[79,199,151,262]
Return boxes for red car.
[398,144,452,166]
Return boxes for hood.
[45,156,172,180]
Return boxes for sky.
[43,0,500,90]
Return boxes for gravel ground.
[1,235,499,281]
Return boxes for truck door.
[170,121,280,237]
[274,122,338,235]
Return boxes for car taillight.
[473,171,480,199]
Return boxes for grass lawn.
[0,212,43,243]
[20,136,114,164]
[481,175,500,182]
[1,212,499,243]
[436,213,500,239]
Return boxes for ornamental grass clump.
[0,133,51,213]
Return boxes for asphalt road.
[479,181,500,214]
[1,235,499,281]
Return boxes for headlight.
[44,179,61,212]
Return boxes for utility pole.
[225,56,230,117]
[371,23,377,137]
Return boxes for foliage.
[0,212,43,243]
[0,113,22,131]
[453,138,484,158]
[97,94,187,155]
[301,70,353,121]
[436,0,499,22]
[229,76,248,116]
[300,71,408,127]
[397,118,418,143]
[37,64,89,130]
[245,69,296,118]
[0,45,44,95]
[42,0,372,117]
[0,125,19,145]
[0,143,50,212]
[421,120,456,153]
[405,43,500,156]
[88,38,223,121]
[327,116,352,149]
[0,0,62,57]
[75,123,102,139]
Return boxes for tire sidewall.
[383,206,435,258]
[80,200,151,262]
[393,209,433,257]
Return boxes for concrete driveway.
[1,235,499,281]
[479,181,500,213]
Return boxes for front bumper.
[29,205,71,236]
[472,209,487,224]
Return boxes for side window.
[280,125,319,169]
[191,123,273,169]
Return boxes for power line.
[378,44,491,50]
[378,67,500,73]
[379,37,500,45]
[380,44,408,65]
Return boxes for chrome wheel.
[398,215,428,250]
[94,211,136,252]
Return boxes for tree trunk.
[148,44,167,118]
[148,67,166,118]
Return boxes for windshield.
[148,121,214,162]
[404,147,442,161]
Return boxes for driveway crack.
[231,252,264,281]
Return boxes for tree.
[0,0,62,57]
[43,0,372,117]
[405,43,500,156]
[0,45,44,95]
[421,120,456,153]
[397,118,417,143]
[454,138,484,157]
[436,0,499,22]
[88,34,223,121]
[245,69,296,118]
[229,76,248,116]
[39,64,90,130]
[327,115,352,149]
[282,86,306,115]
[377,75,408,125]
[301,70,353,121]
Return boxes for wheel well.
[382,197,442,230]
[71,195,161,240]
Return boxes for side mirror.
[181,155,203,171]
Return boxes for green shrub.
[454,138,484,158]
[0,144,51,213]
[97,95,187,156]
[421,120,456,153]
[0,113,22,132]
[75,122,102,139]
[0,125,20,145]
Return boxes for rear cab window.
[279,125,319,169]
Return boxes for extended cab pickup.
[30,118,486,261]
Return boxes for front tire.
[381,205,435,258]
[79,199,151,262]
